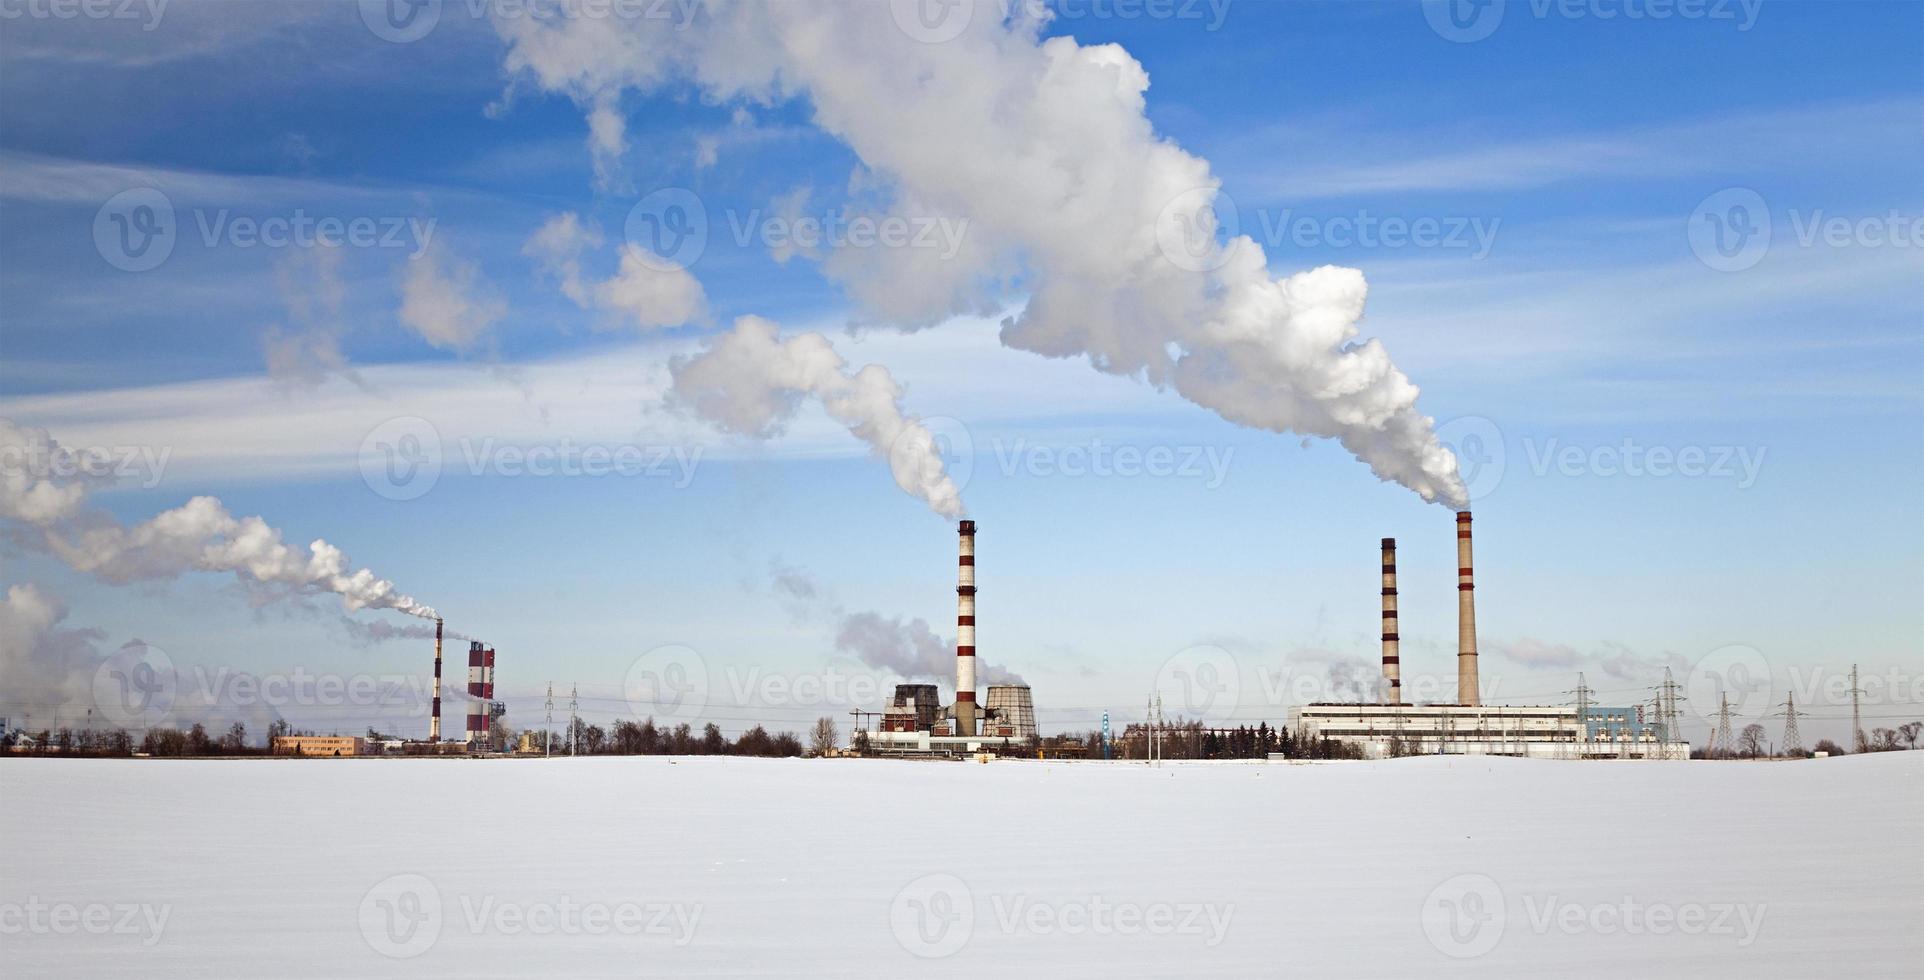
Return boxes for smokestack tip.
[1456,510,1473,523]
[1381,537,1395,548]
[958,519,976,534]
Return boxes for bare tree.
[1899,721,1921,750]
[809,716,839,757]
[1738,723,1766,758]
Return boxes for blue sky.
[1,0,1919,747]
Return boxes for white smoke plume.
[836,610,1023,687]
[769,559,1022,685]
[670,316,964,519]
[1,419,437,620]
[0,583,102,719]
[490,2,1469,507]
[340,617,469,648]
[523,212,707,331]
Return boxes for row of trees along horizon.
[4,716,1919,759]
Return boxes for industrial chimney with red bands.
[955,519,978,737]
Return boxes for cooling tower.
[985,684,1036,740]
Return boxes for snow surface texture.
[3,754,1919,978]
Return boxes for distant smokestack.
[1381,538,1400,705]
[1456,511,1480,706]
[467,641,486,743]
[430,617,443,742]
[955,519,978,737]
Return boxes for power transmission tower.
[1566,672,1595,760]
[544,683,555,758]
[568,683,579,756]
[1847,664,1865,752]
[1770,690,1807,757]
[1712,693,1734,759]
[1658,668,1686,757]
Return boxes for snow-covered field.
[3,753,1919,978]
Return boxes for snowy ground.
[3,753,1919,978]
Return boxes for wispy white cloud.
[1241,97,1924,200]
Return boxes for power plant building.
[861,521,1041,755]
[1292,511,1687,760]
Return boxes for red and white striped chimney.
[1456,511,1480,706]
[430,617,443,742]
[1381,538,1401,705]
[955,519,978,737]
[466,641,487,742]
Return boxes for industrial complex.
[1290,511,1686,759]
[859,520,1039,756]
[848,509,1684,760]
[390,509,1679,761]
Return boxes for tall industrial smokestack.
[955,519,978,737]
[466,641,486,743]
[430,617,443,742]
[1456,511,1480,706]
[1381,538,1400,705]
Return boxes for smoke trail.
[341,617,469,648]
[836,611,1023,686]
[670,316,964,519]
[491,2,1469,507]
[767,560,1021,684]
[1,419,437,620]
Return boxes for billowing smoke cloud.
[1,419,437,620]
[770,559,1022,685]
[670,316,964,519]
[0,583,102,718]
[837,610,1022,686]
[523,212,706,331]
[490,2,1468,507]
